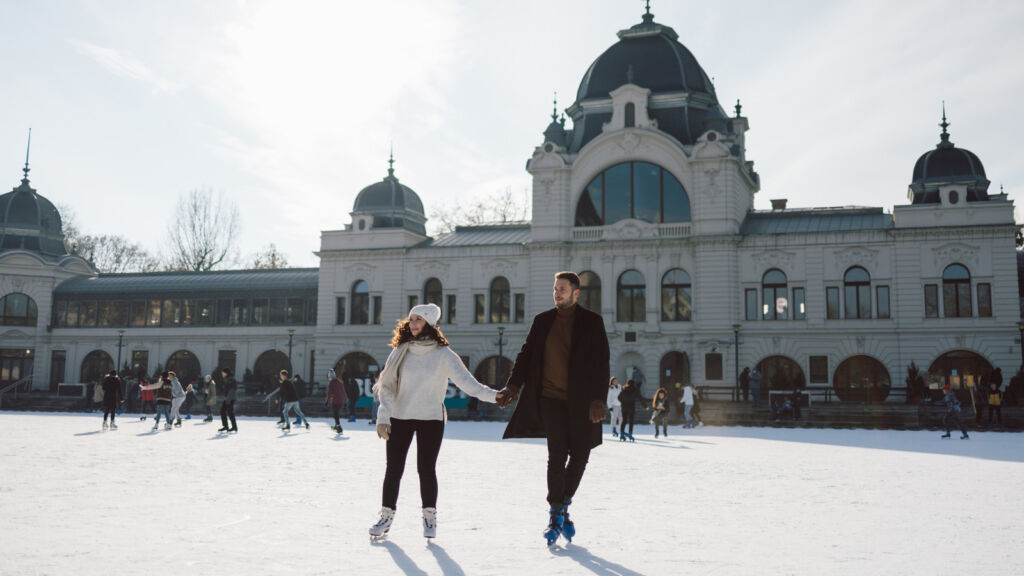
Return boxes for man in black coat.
[218,367,238,433]
[498,271,610,543]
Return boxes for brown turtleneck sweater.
[541,305,575,400]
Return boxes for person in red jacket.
[326,369,347,434]
[139,378,155,420]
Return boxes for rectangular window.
[80,301,97,327]
[876,286,890,319]
[269,297,286,324]
[977,283,992,317]
[705,353,723,380]
[251,298,268,325]
[66,302,79,327]
[231,299,249,325]
[475,294,485,324]
[216,299,231,325]
[924,284,939,318]
[809,356,828,383]
[286,298,305,324]
[792,288,806,320]
[51,300,67,327]
[97,301,113,327]
[147,300,161,326]
[336,297,346,325]
[218,350,237,376]
[180,300,195,325]
[111,301,128,326]
[130,301,146,327]
[408,295,419,312]
[514,293,525,323]
[196,300,214,325]
[373,296,382,324]
[745,289,758,321]
[131,350,149,379]
[826,287,840,319]
[162,300,182,326]
[447,295,457,324]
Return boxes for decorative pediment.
[482,259,517,279]
[834,246,879,272]
[693,133,731,159]
[344,263,375,279]
[933,243,979,269]
[416,261,451,283]
[752,249,796,271]
[605,218,659,241]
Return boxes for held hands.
[496,386,518,408]
[589,400,605,423]
[376,423,391,440]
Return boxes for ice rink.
[1,412,1021,575]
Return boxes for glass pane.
[745,289,758,321]
[373,296,382,324]
[844,267,870,283]
[81,301,97,327]
[579,271,601,312]
[269,298,286,324]
[515,293,525,323]
[943,264,970,281]
[474,294,485,324]
[943,284,957,317]
[924,285,938,318]
[53,300,67,327]
[251,299,268,325]
[351,294,369,324]
[662,171,690,222]
[620,269,644,287]
[763,269,787,285]
[131,301,146,327]
[977,284,991,317]
[957,284,972,317]
[490,277,510,323]
[575,176,603,226]
[661,287,677,321]
[633,162,661,223]
[197,300,214,325]
[111,301,127,326]
[66,302,79,327]
[181,300,195,325]
[97,301,112,327]
[447,295,456,324]
[336,297,346,324]
[147,300,161,326]
[876,286,890,319]
[845,285,858,318]
[232,299,249,325]
[604,163,631,224]
[424,279,443,306]
[826,287,840,319]
[858,286,872,319]
[286,298,305,324]
[793,288,805,320]
[678,287,692,321]
[162,300,181,326]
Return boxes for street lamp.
[287,329,295,369]
[116,329,125,375]
[497,326,506,386]
[732,324,741,402]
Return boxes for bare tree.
[59,203,161,273]
[250,243,289,269]
[428,186,530,235]
[166,189,240,271]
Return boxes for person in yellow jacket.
[986,382,1003,430]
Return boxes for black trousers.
[620,404,636,436]
[541,397,591,507]
[220,400,237,430]
[331,404,344,426]
[103,398,119,422]
[988,405,1002,426]
[382,419,444,510]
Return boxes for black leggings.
[620,404,636,436]
[382,419,444,510]
[103,399,119,422]
[331,404,344,426]
[220,400,236,429]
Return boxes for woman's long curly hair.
[651,387,667,409]
[390,317,450,348]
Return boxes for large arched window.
[0,293,38,326]
[755,356,805,391]
[474,355,514,388]
[165,350,201,385]
[762,269,788,320]
[489,277,510,323]
[80,350,113,384]
[833,355,891,402]
[351,280,370,325]
[253,350,291,393]
[575,162,690,226]
[423,278,443,307]
[844,266,872,319]
[661,268,692,321]
[333,351,380,402]
[617,270,646,323]
[578,271,601,312]
[943,264,972,317]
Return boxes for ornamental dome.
[351,156,426,235]
[0,160,69,257]
[908,112,989,204]
[563,9,729,152]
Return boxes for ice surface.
[1,412,1021,575]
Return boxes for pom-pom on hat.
[409,303,442,327]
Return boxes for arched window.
[833,355,891,402]
[423,278,443,307]
[474,355,514,388]
[762,269,788,320]
[351,280,370,325]
[617,270,646,323]
[489,277,510,323]
[333,351,380,402]
[0,293,38,326]
[575,162,690,226]
[80,350,114,384]
[661,269,692,321]
[755,356,805,391]
[624,102,636,127]
[578,271,601,313]
[943,264,972,317]
[165,350,201,386]
[253,350,291,394]
[843,266,872,319]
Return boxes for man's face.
[552,278,580,309]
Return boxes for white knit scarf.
[372,338,438,398]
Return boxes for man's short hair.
[221,368,232,377]
[554,271,581,290]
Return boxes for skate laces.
[372,508,395,530]
[423,507,437,529]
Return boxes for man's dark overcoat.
[502,304,610,450]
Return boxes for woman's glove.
[376,423,391,440]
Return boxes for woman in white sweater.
[369,303,503,540]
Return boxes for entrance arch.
[833,355,892,402]
[253,350,291,394]
[165,350,201,386]
[755,356,805,400]
[928,350,994,397]
[659,351,690,416]
[80,350,113,384]
[474,355,513,388]
[334,352,380,403]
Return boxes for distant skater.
[140,372,172,430]
[941,384,969,439]
[607,377,622,438]
[218,368,238,433]
[326,369,347,434]
[101,371,123,430]
[651,387,669,438]
[618,379,639,442]
[277,370,309,431]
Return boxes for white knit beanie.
[409,303,441,327]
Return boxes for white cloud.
[67,38,184,93]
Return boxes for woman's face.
[610,378,618,388]
[409,314,427,337]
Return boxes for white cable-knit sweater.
[376,341,498,426]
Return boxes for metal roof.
[740,207,893,235]
[54,268,319,297]
[426,223,531,247]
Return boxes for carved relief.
[933,243,979,269]
[834,246,879,272]
[344,263,374,280]
[482,259,517,279]
[752,249,796,271]
[618,133,640,152]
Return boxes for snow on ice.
[1,412,1021,575]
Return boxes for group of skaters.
[606,377,701,441]
[97,368,238,432]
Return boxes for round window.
[544,143,554,153]
[949,190,959,204]
[358,219,366,230]
[707,132,717,142]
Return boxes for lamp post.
[497,326,506,386]
[287,329,295,369]
[732,324,741,402]
[116,329,125,375]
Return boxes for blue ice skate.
[543,506,564,546]
[561,499,575,542]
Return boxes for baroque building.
[1,9,1018,408]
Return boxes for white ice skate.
[369,507,395,539]
[423,507,437,539]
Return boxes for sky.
[2,0,1023,268]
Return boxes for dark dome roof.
[564,12,728,152]
[0,165,69,257]
[352,161,427,235]
[908,116,990,204]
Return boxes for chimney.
[770,199,787,211]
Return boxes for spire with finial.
[22,128,32,184]
[551,92,558,121]
[938,101,952,148]
[387,145,395,178]
[734,99,742,118]
[642,0,654,23]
